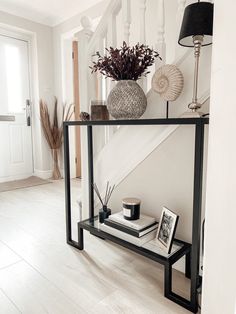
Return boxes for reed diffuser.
[93,182,115,223]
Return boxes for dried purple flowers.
[90,41,162,81]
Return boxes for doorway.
[0,32,33,182]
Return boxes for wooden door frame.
[72,40,82,178]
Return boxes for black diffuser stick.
[104,182,109,205]
[93,183,103,205]
[107,184,115,204]
[93,182,116,207]
[105,186,111,206]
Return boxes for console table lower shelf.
[76,216,193,312]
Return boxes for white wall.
[202,2,236,313]
[0,10,54,175]
[108,126,206,239]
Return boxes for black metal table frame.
[63,118,209,313]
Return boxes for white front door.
[0,34,33,182]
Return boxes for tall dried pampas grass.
[40,97,74,180]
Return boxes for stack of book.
[100,211,158,247]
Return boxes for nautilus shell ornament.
[152,64,184,101]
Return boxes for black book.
[104,219,158,238]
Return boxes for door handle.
[0,115,15,121]
[26,99,31,126]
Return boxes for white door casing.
[0,33,33,182]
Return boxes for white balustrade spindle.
[139,0,147,92]
[122,0,131,44]
[106,13,117,94]
[107,14,117,48]
[96,37,105,100]
[139,0,147,43]
[106,13,118,143]
[176,0,187,58]
[177,0,187,23]
[88,47,97,108]
[156,0,166,68]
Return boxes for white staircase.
[75,0,211,217]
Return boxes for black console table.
[63,118,209,313]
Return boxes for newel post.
[75,16,93,219]
[75,16,93,113]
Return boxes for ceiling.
[0,0,103,26]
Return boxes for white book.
[138,224,158,237]
[109,211,156,230]
[99,223,156,247]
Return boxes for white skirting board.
[0,172,33,183]
[34,169,52,180]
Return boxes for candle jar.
[122,198,141,220]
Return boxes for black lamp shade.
[178,2,214,47]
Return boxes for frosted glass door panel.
[0,35,30,115]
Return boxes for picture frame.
[156,207,179,254]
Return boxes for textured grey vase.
[107,80,147,119]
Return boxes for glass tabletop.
[79,216,185,258]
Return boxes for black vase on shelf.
[99,205,111,223]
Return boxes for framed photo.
[156,207,179,254]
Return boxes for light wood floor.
[0,180,193,314]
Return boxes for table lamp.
[178,1,214,117]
